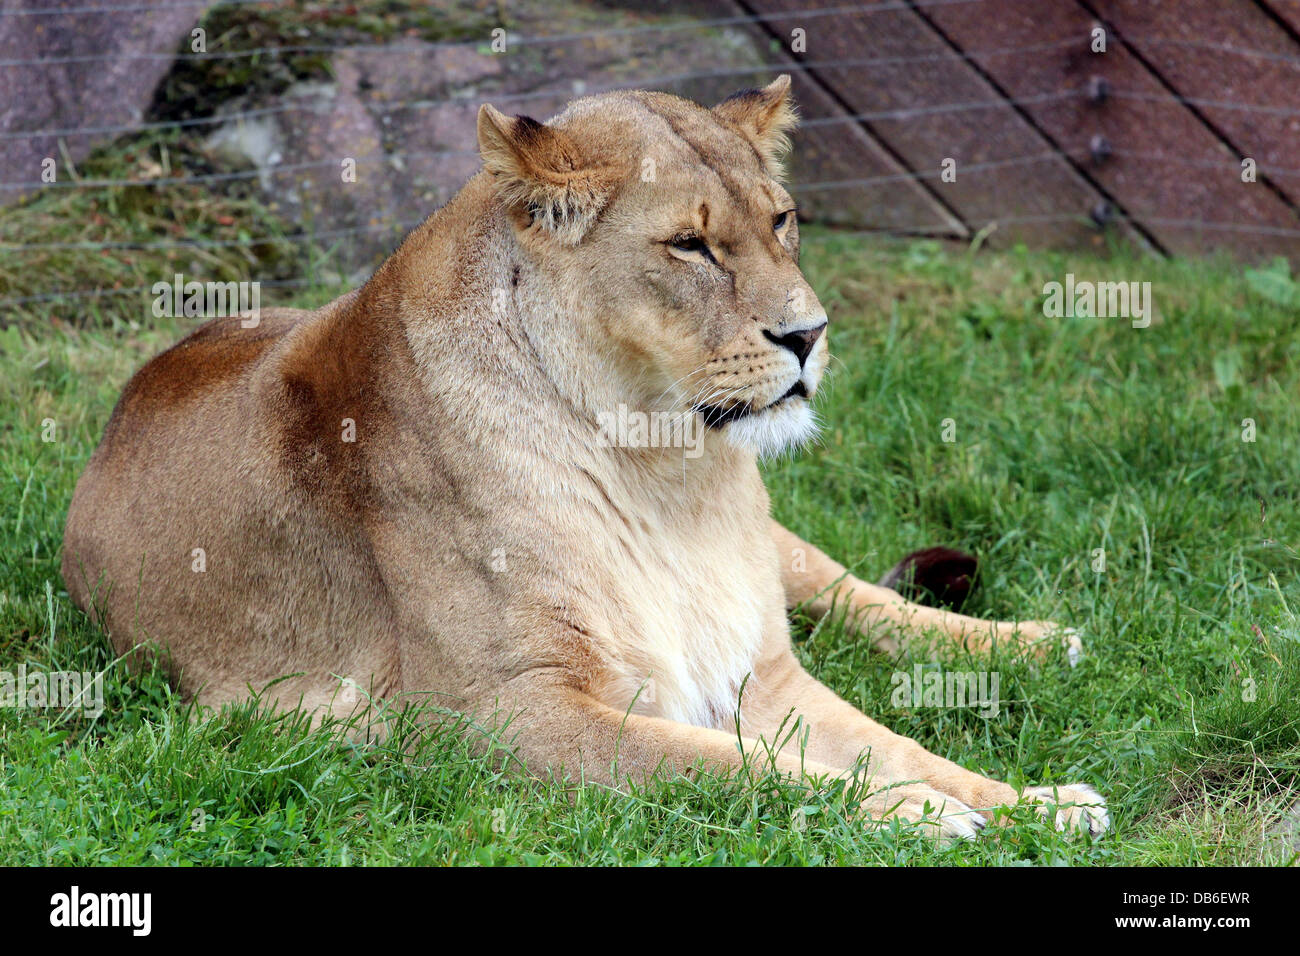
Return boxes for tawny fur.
[62,78,1106,840]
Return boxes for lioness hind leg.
[771,521,1081,661]
[188,674,390,743]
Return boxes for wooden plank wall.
[693,0,1300,259]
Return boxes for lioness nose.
[764,323,826,367]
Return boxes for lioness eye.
[670,234,707,255]
[773,210,792,231]
[667,233,718,264]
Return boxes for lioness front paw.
[1005,620,1083,666]
[1024,784,1110,837]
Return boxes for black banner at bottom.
[0,865,1284,942]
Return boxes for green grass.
[2,229,1299,865]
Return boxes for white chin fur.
[722,400,818,459]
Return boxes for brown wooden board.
[772,73,968,236]
[919,0,1300,259]
[1091,0,1300,228]
[740,0,1119,247]
[672,1,966,236]
[1095,0,1300,236]
[1261,0,1300,37]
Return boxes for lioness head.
[477,76,828,459]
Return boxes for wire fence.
[0,0,990,65]
[3,0,1299,317]
[6,32,1300,150]
[0,42,1093,151]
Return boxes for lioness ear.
[712,75,798,179]
[477,104,616,244]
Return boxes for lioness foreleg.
[770,521,1079,660]
[742,649,1110,835]
[476,670,985,840]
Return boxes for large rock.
[0,0,205,201]
[1,0,952,275]
[199,1,932,275]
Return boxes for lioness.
[63,77,1107,840]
